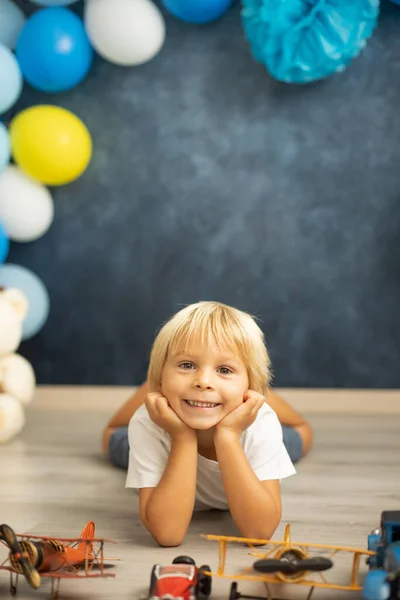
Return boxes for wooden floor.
[1,393,399,600]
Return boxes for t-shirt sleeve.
[244,407,296,481]
[125,415,170,489]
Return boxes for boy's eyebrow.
[173,350,241,364]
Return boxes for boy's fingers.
[145,392,161,405]
[155,396,168,413]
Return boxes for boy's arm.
[214,429,281,540]
[139,432,198,547]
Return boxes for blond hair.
[147,301,271,394]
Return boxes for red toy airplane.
[0,520,117,599]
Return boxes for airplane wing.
[202,534,375,556]
[11,535,117,544]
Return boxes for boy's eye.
[218,366,233,375]
[178,362,194,370]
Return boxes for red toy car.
[149,555,212,600]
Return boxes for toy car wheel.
[172,555,196,565]
[229,581,239,600]
[198,565,212,597]
[149,565,158,595]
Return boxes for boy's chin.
[183,417,221,431]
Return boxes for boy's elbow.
[142,517,186,547]
[148,525,185,547]
[239,512,281,541]
[154,534,184,547]
[240,526,278,542]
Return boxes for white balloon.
[0,0,25,50]
[84,0,166,66]
[29,0,80,5]
[0,166,54,242]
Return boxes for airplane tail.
[78,521,95,555]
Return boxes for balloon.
[30,0,80,5]
[0,122,10,171]
[0,0,25,49]
[0,264,50,339]
[16,7,93,93]
[161,0,233,23]
[0,166,54,242]
[0,220,9,263]
[84,0,165,66]
[10,105,92,186]
[0,43,23,114]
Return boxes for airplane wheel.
[229,581,240,600]
[198,565,212,597]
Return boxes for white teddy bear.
[0,287,36,443]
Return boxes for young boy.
[104,301,313,546]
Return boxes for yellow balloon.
[10,105,92,186]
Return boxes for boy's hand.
[145,393,195,441]
[215,390,265,438]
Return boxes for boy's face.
[160,338,249,430]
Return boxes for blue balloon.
[0,264,50,340]
[0,221,10,264]
[15,7,94,93]
[30,1,80,5]
[0,122,10,171]
[241,0,379,84]
[0,0,25,50]
[0,43,23,114]
[161,0,233,23]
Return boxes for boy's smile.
[183,399,221,409]
[160,338,249,430]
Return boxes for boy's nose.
[194,382,213,390]
[193,370,214,390]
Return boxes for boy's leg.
[102,382,149,455]
[108,426,130,469]
[282,425,303,464]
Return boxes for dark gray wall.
[6,1,400,387]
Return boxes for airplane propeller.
[254,555,333,574]
[0,524,41,589]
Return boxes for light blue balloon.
[0,43,22,114]
[0,0,25,49]
[0,221,9,263]
[0,122,10,171]
[0,264,50,340]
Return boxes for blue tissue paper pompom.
[241,0,380,83]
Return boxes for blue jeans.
[108,425,303,470]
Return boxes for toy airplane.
[0,520,117,599]
[202,523,375,600]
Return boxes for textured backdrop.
[5,0,400,387]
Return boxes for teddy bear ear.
[2,288,29,321]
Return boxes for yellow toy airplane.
[202,524,375,600]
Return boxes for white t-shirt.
[125,403,296,511]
